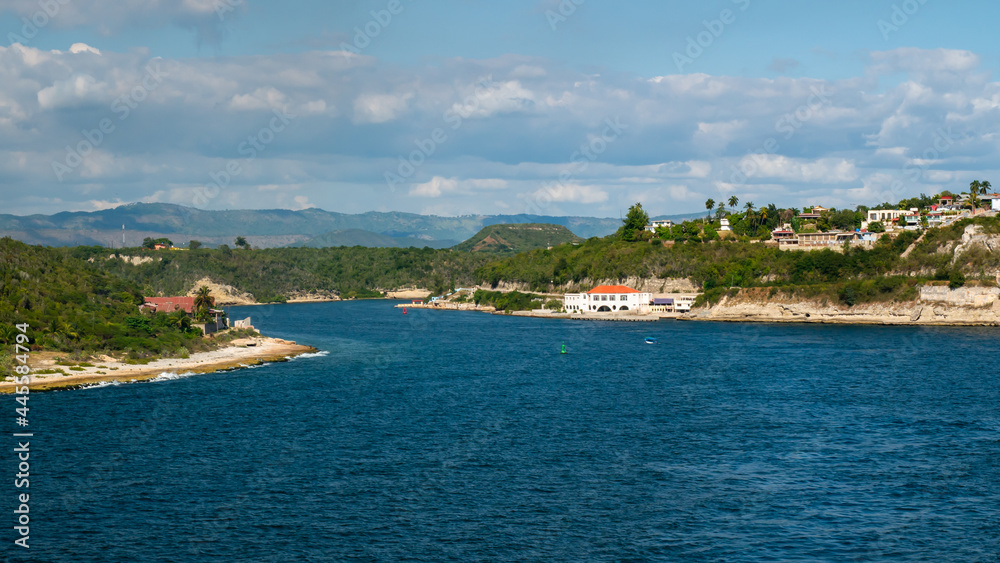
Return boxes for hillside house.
[867,209,909,224]
[646,220,674,232]
[140,296,227,334]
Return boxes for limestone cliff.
[692,285,1000,326]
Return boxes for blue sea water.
[8,300,1000,562]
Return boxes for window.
[601,295,607,301]
[609,295,616,301]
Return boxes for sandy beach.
[0,337,318,392]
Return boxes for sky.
[1,0,999,219]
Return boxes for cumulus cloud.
[410,177,508,198]
[1,44,999,216]
[531,183,608,204]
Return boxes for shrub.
[949,271,966,289]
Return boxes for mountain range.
[0,203,702,249]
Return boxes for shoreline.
[0,336,318,393]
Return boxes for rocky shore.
[0,337,318,393]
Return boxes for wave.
[288,350,329,361]
[151,371,199,382]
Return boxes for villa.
[564,285,652,314]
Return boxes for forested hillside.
[81,245,494,302]
[452,223,581,254]
[0,238,214,359]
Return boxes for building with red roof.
[141,296,196,314]
[563,285,652,314]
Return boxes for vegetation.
[452,223,582,254]
[77,245,495,304]
[0,238,213,358]
[142,237,173,249]
[472,290,545,312]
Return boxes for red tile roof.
[142,297,196,313]
[588,285,640,294]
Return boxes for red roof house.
[141,297,196,314]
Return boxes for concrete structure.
[771,225,795,242]
[231,317,253,329]
[720,218,731,231]
[983,193,1000,211]
[564,285,652,314]
[649,298,674,313]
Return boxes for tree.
[715,201,726,219]
[142,237,172,249]
[704,198,715,223]
[743,201,755,232]
[868,221,885,233]
[966,180,990,213]
[728,195,739,209]
[235,236,250,249]
[756,207,768,235]
[194,286,214,314]
[188,240,202,250]
[620,203,650,242]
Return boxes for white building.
[645,220,674,232]
[720,218,731,231]
[564,285,652,314]
[867,209,909,224]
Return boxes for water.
[9,301,1000,561]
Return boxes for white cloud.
[353,93,412,123]
[531,183,608,204]
[410,176,508,198]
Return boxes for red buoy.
[403,308,407,314]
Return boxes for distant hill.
[289,229,455,249]
[0,203,625,248]
[453,223,582,254]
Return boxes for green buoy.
[560,342,567,354]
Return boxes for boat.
[644,337,657,344]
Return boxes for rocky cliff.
[692,285,1000,326]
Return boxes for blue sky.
[1,0,999,218]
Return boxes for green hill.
[0,238,233,359]
[452,223,582,254]
[289,229,455,249]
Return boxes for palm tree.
[716,201,726,219]
[728,195,739,209]
[757,208,768,233]
[967,180,983,214]
[705,198,715,223]
[743,201,755,230]
[194,286,214,314]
